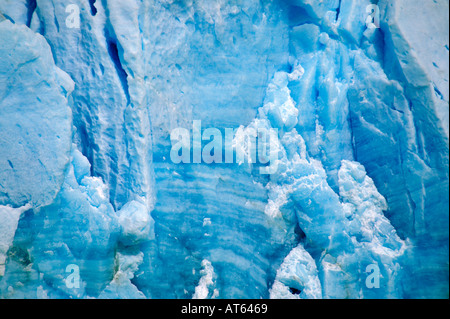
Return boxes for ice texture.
[0,20,73,208]
[0,0,448,299]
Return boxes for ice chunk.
[193,259,218,299]
[0,20,73,208]
[118,200,155,245]
[99,252,146,299]
[270,244,322,299]
[0,204,30,276]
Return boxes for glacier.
[0,0,448,299]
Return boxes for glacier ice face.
[0,20,73,209]
[0,0,448,299]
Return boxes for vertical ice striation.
[0,0,448,298]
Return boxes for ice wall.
[0,0,448,299]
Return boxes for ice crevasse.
[0,0,448,298]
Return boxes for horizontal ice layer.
[132,162,298,298]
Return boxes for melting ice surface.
[0,0,448,298]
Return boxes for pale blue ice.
[0,0,448,298]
